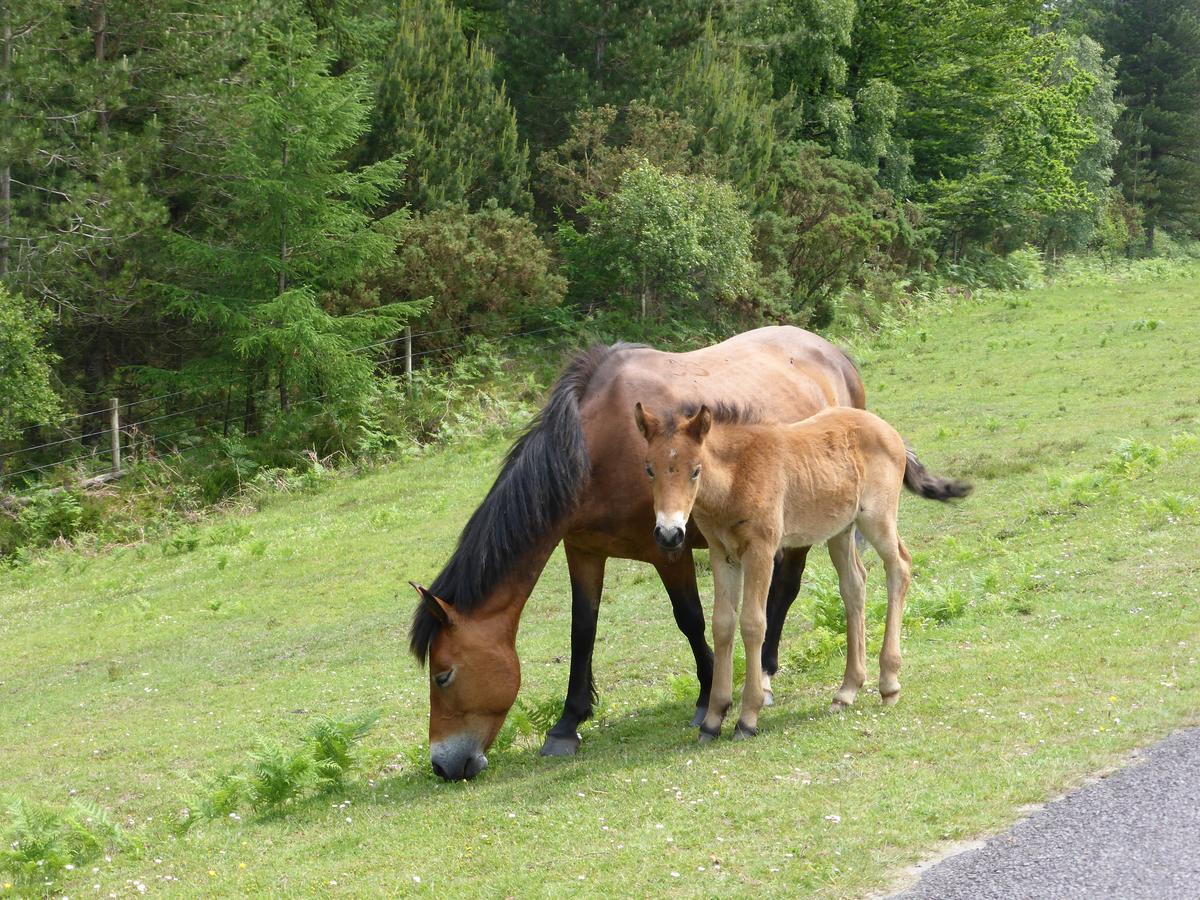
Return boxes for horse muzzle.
[430,736,489,781]
[653,524,686,551]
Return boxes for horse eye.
[645,465,654,479]
[434,669,455,688]
[691,465,701,480]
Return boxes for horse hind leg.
[761,546,809,707]
[826,529,867,713]
[857,511,912,706]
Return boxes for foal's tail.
[903,448,973,501]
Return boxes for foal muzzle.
[653,524,686,551]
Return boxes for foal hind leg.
[827,529,867,713]
[761,546,809,707]
[700,540,741,742]
[858,513,912,705]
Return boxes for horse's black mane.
[664,400,766,434]
[409,341,643,665]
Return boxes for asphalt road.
[893,727,1200,900]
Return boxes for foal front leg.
[700,540,741,743]
[734,547,776,738]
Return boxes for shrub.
[394,203,566,344]
[753,142,921,325]
[559,160,756,318]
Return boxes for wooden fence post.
[404,326,413,398]
[109,398,121,474]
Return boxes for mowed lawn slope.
[2,271,1199,897]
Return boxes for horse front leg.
[735,547,775,738]
[655,551,714,727]
[761,546,809,706]
[701,541,741,743]
[541,547,607,757]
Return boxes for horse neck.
[696,424,761,514]
[470,530,562,632]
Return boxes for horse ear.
[686,405,712,442]
[634,402,660,441]
[410,581,454,627]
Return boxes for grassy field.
[3,268,1199,897]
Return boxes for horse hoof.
[733,721,759,741]
[698,730,718,745]
[539,733,581,757]
[829,699,850,714]
[690,706,707,728]
[881,691,900,707]
[762,690,775,707]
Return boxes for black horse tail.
[410,341,638,664]
[902,447,973,502]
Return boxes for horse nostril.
[431,760,450,780]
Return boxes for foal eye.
[434,669,455,688]
[690,465,701,480]
[645,465,654,479]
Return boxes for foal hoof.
[539,732,581,757]
[733,721,759,741]
[762,690,775,708]
[689,705,707,728]
[881,691,900,708]
[829,699,850,715]
[698,730,718,745]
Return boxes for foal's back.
[770,407,907,548]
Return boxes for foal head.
[634,403,712,552]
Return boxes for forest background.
[2,0,1198,552]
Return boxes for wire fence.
[0,317,575,493]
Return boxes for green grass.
[3,268,1200,897]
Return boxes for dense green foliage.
[2,0,1197,489]
[0,286,61,440]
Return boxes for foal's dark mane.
[665,400,766,435]
[410,342,641,665]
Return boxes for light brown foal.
[634,402,970,742]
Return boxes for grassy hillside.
[2,268,1199,897]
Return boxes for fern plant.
[245,741,315,811]
[308,710,381,788]
[1,797,126,885]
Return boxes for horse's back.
[566,328,863,559]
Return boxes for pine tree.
[363,0,530,213]
[1091,0,1200,245]
[164,14,422,420]
[659,22,785,208]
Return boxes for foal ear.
[685,405,713,442]
[410,581,454,627]
[634,402,660,441]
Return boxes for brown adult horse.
[635,403,971,741]
[410,327,864,780]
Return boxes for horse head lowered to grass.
[409,327,866,780]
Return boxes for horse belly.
[780,496,858,549]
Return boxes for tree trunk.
[92,1,108,135]
[243,371,259,436]
[1,6,11,278]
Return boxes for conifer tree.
[363,0,530,213]
[164,14,422,419]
